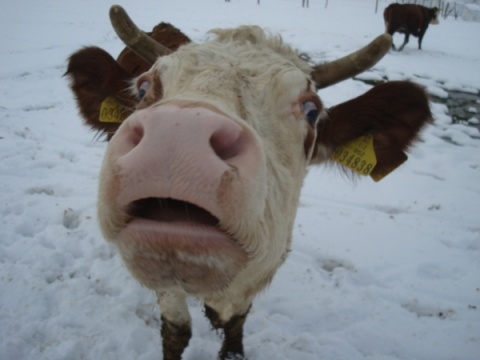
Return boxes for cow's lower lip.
[116,219,248,294]
[122,218,238,251]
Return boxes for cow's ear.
[310,81,432,181]
[65,47,136,139]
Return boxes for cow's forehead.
[150,26,313,121]
[207,25,311,73]
[152,26,311,89]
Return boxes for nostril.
[210,122,245,161]
[128,120,144,148]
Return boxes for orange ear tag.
[332,133,378,179]
[99,97,130,123]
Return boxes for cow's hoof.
[218,352,246,360]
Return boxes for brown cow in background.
[384,3,440,51]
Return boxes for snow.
[1,0,479,359]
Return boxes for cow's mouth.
[126,197,220,227]
[120,197,248,294]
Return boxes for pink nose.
[109,103,258,214]
[123,104,245,162]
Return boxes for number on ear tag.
[332,133,377,177]
[99,97,130,123]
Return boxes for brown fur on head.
[65,22,191,139]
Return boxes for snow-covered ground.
[1,0,479,359]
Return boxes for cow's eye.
[136,80,151,100]
[302,100,320,126]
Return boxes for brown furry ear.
[65,47,137,138]
[66,23,191,140]
[312,81,432,179]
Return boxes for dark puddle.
[432,90,480,126]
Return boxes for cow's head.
[66,6,431,297]
[430,7,440,25]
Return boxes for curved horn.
[109,5,172,64]
[311,34,392,89]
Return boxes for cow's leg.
[156,290,192,360]
[204,303,251,360]
[387,30,396,50]
[418,30,426,50]
[398,33,409,51]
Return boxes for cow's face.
[98,27,322,296]
[430,7,440,25]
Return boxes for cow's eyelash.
[302,100,320,126]
[136,80,151,100]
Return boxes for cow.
[384,3,440,51]
[65,5,432,360]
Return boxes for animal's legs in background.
[157,290,192,360]
[418,30,427,49]
[386,29,397,51]
[205,304,251,360]
[398,33,410,51]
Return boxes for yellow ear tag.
[332,133,377,178]
[99,97,130,123]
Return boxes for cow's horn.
[311,34,392,89]
[109,5,172,64]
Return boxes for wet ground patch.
[433,90,480,126]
